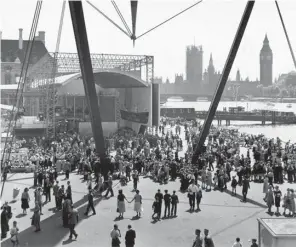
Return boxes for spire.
[263,33,269,44]
[209,53,213,66]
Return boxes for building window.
[188,109,191,113]
[180,109,183,113]
[5,66,12,84]
[172,109,176,114]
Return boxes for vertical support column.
[192,1,255,164]
[69,1,106,159]
[152,83,160,127]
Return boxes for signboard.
[120,110,149,124]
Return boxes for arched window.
[180,109,183,113]
[188,109,191,113]
[172,109,176,114]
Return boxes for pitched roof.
[1,39,49,64]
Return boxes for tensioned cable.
[275,1,296,69]
[86,1,131,38]
[46,0,66,139]
[136,0,203,40]
[1,1,42,166]
[111,0,132,36]
[1,1,43,198]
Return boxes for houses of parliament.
[158,35,273,97]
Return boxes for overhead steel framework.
[27,52,154,81]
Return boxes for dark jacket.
[125,229,136,245]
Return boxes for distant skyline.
[1,0,296,82]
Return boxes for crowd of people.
[1,116,296,246]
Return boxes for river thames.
[164,100,296,142]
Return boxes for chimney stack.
[19,28,23,50]
[38,31,45,45]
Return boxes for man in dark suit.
[125,225,136,247]
[84,189,96,216]
[154,189,163,218]
[241,176,250,203]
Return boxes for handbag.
[112,237,121,245]
[116,208,119,213]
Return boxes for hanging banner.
[120,110,149,124]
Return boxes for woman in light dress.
[263,176,269,201]
[117,190,128,218]
[129,190,143,218]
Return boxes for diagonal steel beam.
[192,1,255,164]
[69,1,106,160]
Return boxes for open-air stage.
[1,52,160,137]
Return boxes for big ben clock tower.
[260,34,273,86]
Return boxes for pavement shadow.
[62,238,76,245]
[1,183,118,247]
[15,213,26,218]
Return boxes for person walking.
[241,177,250,203]
[163,190,171,218]
[21,188,30,214]
[62,196,71,228]
[274,185,282,215]
[192,229,203,247]
[31,201,41,232]
[204,229,215,247]
[10,221,19,247]
[68,205,78,240]
[84,189,96,216]
[96,173,104,196]
[250,239,258,247]
[152,198,161,221]
[232,237,243,247]
[53,181,60,209]
[105,177,114,197]
[35,187,43,215]
[125,225,136,247]
[117,190,128,218]
[154,189,163,218]
[111,224,121,247]
[66,181,72,203]
[188,180,198,211]
[196,184,202,211]
[132,170,139,191]
[266,185,274,214]
[129,190,142,218]
[171,190,179,217]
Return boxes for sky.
[1,0,296,82]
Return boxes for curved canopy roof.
[57,69,148,96]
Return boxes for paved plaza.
[1,126,293,247]
[1,169,284,247]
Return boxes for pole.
[275,1,296,70]
[69,1,106,159]
[192,1,255,164]
[74,96,76,120]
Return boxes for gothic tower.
[208,53,215,82]
[260,34,273,86]
[186,45,203,85]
